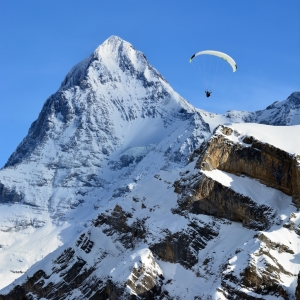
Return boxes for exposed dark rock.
[258,233,294,254]
[125,257,164,299]
[195,127,300,207]
[176,173,275,230]
[296,272,300,300]
[220,126,233,136]
[220,232,295,300]
[93,205,146,249]
[239,264,290,300]
[0,183,24,204]
[150,220,218,268]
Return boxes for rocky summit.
[0,36,299,300]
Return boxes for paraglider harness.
[205,90,212,98]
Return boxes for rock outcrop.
[0,183,24,204]
[196,125,300,206]
[176,173,275,230]
[175,124,299,231]
[296,273,300,300]
[149,218,218,269]
[173,125,300,299]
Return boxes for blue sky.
[0,0,299,167]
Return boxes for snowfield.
[227,123,300,156]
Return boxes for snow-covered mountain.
[0,36,299,299]
[198,91,300,133]
[0,35,210,290]
[247,91,300,125]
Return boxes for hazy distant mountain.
[225,91,300,125]
[0,36,299,300]
[198,92,300,134]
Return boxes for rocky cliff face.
[196,125,300,206]
[0,36,299,299]
[175,124,300,299]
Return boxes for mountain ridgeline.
[0,36,299,300]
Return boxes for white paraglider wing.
[190,50,237,72]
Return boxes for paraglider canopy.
[190,50,237,72]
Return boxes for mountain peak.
[59,35,168,95]
[94,35,130,59]
[98,35,132,50]
[4,36,195,168]
[287,91,300,105]
[59,36,138,91]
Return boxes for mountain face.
[198,91,300,132]
[250,91,300,125]
[0,35,210,291]
[0,36,299,299]
[222,92,300,126]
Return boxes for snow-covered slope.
[0,36,210,289]
[0,36,299,299]
[199,91,300,133]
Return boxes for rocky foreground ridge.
[176,125,300,299]
[1,123,299,300]
[0,36,299,299]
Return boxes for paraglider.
[189,50,237,97]
[205,90,212,98]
